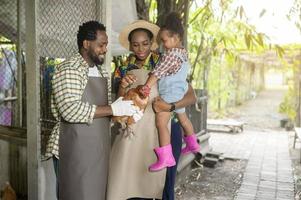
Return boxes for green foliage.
[275,45,285,58]
[188,0,267,85]
[278,47,300,121]
[186,0,269,112]
[279,85,297,120]
[288,0,301,33]
[148,0,158,23]
[0,36,10,42]
[207,57,235,111]
[148,0,292,114]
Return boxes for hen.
[112,85,148,130]
[1,182,17,200]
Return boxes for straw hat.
[119,20,160,51]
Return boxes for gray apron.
[59,77,110,200]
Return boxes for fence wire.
[39,0,103,131]
[0,0,104,197]
[0,0,23,127]
[39,0,100,58]
[0,0,27,196]
[0,48,17,126]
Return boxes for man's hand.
[111,97,136,116]
[132,109,144,122]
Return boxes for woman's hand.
[152,97,172,113]
[120,74,137,89]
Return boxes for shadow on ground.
[176,159,247,200]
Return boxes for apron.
[59,77,110,200]
[107,69,168,200]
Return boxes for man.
[45,21,140,200]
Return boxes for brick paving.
[209,89,295,200]
[210,131,294,200]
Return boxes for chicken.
[1,182,17,200]
[112,85,148,129]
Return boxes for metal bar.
[100,0,112,137]
[0,125,26,143]
[40,118,57,124]
[25,0,41,199]
[101,0,112,74]
[0,125,26,134]
[17,0,23,127]
[0,41,15,44]
[3,96,18,102]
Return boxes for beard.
[88,51,105,66]
[96,54,105,65]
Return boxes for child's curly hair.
[161,12,184,41]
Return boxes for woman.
[107,20,196,200]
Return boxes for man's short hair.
[77,21,106,51]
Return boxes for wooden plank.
[207,119,245,126]
[25,0,41,199]
[207,119,245,133]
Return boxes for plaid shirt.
[152,47,188,79]
[44,53,110,159]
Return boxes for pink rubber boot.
[149,144,176,172]
[181,134,200,155]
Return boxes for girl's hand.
[120,74,137,89]
[152,96,172,113]
[139,85,151,97]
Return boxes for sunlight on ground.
[265,71,288,89]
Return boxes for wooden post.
[25,0,41,199]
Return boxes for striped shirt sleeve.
[52,67,96,124]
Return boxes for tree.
[135,0,191,47]
[288,0,301,33]
[135,0,270,112]
[135,0,150,20]
[188,0,266,88]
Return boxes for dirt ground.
[175,160,247,200]
[175,88,301,200]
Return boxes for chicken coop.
[0,0,209,199]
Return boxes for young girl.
[140,12,200,172]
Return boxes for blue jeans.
[162,119,182,200]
